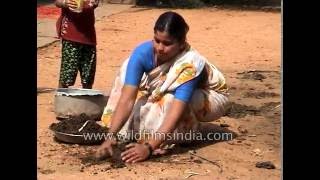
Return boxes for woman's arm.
[148,99,187,149]
[120,75,201,163]
[95,85,138,159]
[108,85,138,134]
[121,99,187,163]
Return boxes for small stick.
[273,104,281,109]
[78,120,90,132]
[185,171,200,179]
[189,150,223,173]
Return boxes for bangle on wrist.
[144,142,153,159]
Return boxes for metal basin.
[54,88,108,120]
[51,130,105,144]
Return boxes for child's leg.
[58,40,81,88]
[79,44,96,89]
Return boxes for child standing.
[55,0,99,89]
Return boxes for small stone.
[236,137,246,141]
[255,161,276,169]
[238,126,248,134]
[252,148,263,156]
[220,123,230,127]
[193,159,202,164]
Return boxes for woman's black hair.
[154,11,189,42]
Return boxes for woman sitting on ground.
[95,11,229,163]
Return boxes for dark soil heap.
[50,114,108,134]
[225,101,280,119]
[80,142,127,169]
[110,142,127,168]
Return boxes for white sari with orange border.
[101,45,229,141]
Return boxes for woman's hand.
[95,139,117,160]
[121,143,151,163]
